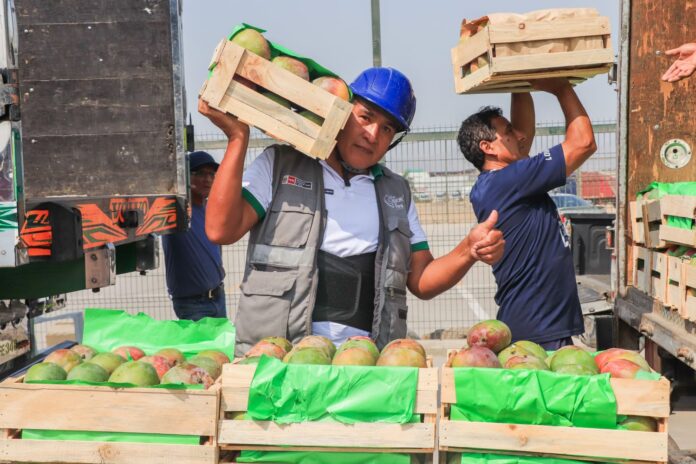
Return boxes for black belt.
[312,251,376,332]
[176,283,224,300]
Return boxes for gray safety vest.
[234,145,414,356]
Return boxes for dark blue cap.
[189,151,219,171]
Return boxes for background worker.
[457,78,597,350]
[162,151,227,321]
[200,67,505,355]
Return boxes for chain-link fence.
[33,121,617,349]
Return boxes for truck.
[0,0,189,377]
[613,0,696,401]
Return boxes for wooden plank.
[454,65,493,94]
[220,444,434,454]
[451,29,491,71]
[221,366,439,414]
[631,201,646,245]
[202,40,244,108]
[224,80,322,139]
[643,200,666,248]
[0,383,217,435]
[491,48,615,75]
[611,378,670,418]
[488,18,610,44]
[661,227,696,248]
[632,246,652,296]
[0,439,217,464]
[308,98,353,160]
[666,255,684,309]
[439,421,668,462]
[218,420,435,449]
[651,251,668,302]
[236,47,336,118]
[216,92,317,157]
[683,264,696,322]
[442,369,669,418]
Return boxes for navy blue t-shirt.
[470,144,583,343]
[162,204,224,298]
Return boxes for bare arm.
[199,99,259,244]
[407,211,504,300]
[510,93,535,156]
[533,79,596,176]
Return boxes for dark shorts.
[172,284,227,321]
[538,336,574,351]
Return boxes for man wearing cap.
[200,67,504,355]
[162,151,227,321]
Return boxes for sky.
[182,1,621,136]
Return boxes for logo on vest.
[282,175,312,190]
[384,194,405,209]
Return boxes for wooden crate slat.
[223,79,322,139]
[0,383,217,436]
[488,17,610,44]
[659,196,696,246]
[632,246,652,293]
[439,421,668,462]
[451,30,491,74]
[642,200,666,248]
[490,48,615,75]
[611,378,670,418]
[631,201,646,245]
[218,420,435,449]
[666,255,683,309]
[235,48,336,118]
[441,369,669,417]
[453,65,492,94]
[308,98,353,159]
[651,251,667,303]
[683,264,696,321]
[217,92,318,157]
[0,439,217,464]
[203,39,245,108]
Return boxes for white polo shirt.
[241,147,429,345]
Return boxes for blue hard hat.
[349,67,416,131]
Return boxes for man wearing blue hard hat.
[199,67,504,356]
[162,151,227,321]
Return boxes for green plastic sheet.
[456,452,607,464]
[247,356,418,424]
[82,308,235,359]
[237,450,412,464]
[451,368,618,429]
[638,181,696,230]
[25,308,235,444]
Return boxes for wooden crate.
[650,251,667,304]
[631,246,652,294]
[217,363,437,461]
[0,376,220,464]
[439,368,670,463]
[200,40,353,160]
[659,195,696,247]
[451,12,613,94]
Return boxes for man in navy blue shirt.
[457,79,597,349]
[162,151,226,320]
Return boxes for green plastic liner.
[451,368,618,429]
[638,181,696,230]
[237,450,412,464]
[25,308,235,444]
[457,452,609,464]
[82,308,235,359]
[247,356,418,424]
